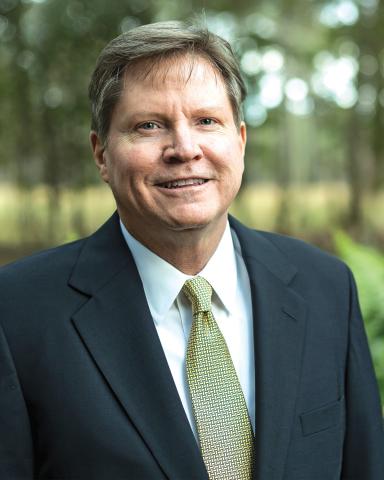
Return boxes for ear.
[239,121,247,156]
[90,131,109,183]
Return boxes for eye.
[199,118,216,126]
[138,122,159,130]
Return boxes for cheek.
[224,148,244,195]
[107,146,147,183]
[209,139,244,178]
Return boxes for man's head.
[89,21,247,262]
[88,21,246,144]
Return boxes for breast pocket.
[300,396,344,436]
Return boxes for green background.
[0,0,383,406]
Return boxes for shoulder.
[0,238,86,293]
[254,230,354,306]
[231,215,347,273]
[259,230,346,271]
[0,238,92,341]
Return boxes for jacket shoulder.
[253,229,352,296]
[258,230,344,266]
[0,239,86,291]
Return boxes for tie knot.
[182,276,212,314]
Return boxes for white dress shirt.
[120,220,255,439]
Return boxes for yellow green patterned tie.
[183,276,254,480]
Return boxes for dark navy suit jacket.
[0,212,383,479]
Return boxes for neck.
[120,216,228,275]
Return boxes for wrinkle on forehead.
[122,53,222,90]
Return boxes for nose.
[163,125,203,163]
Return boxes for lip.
[155,177,210,189]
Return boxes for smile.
[157,178,208,189]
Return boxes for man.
[0,21,383,480]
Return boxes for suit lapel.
[69,213,208,480]
[230,217,308,480]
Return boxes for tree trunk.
[346,111,363,229]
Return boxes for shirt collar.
[199,224,238,314]
[120,220,238,320]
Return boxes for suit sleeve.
[341,268,384,479]
[0,322,34,479]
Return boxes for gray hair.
[88,20,246,143]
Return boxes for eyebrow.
[190,106,227,115]
[127,106,227,121]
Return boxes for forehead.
[121,53,227,94]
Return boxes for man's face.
[91,55,246,244]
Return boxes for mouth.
[156,178,209,189]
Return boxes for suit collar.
[68,211,130,296]
[229,215,298,286]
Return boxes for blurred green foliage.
[1,0,384,200]
[334,230,384,403]
[0,0,382,401]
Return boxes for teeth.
[161,178,206,188]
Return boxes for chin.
[164,211,225,232]
[167,222,208,232]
